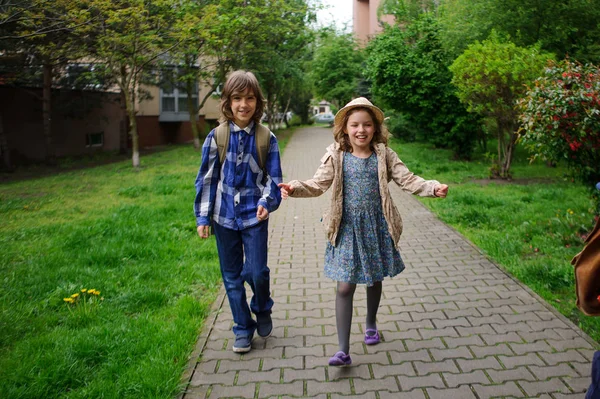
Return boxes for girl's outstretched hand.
[278,183,294,200]
[434,184,449,198]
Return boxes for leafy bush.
[364,15,479,159]
[518,59,600,187]
[384,110,418,141]
[450,33,553,177]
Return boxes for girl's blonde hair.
[333,107,389,152]
[219,70,265,124]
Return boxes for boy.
[194,70,282,353]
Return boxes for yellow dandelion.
[81,289,87,293]
[71,293,79,298]
[64,298,74,303]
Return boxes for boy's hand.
[197,225,210,239]
[434,184,449,198]
[277,183,294,200]
[257,205,269,221]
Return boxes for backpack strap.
[215,122,230,166]
[214,121,270,172]
[255,123,270,173]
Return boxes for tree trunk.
[42,62,54,163]
[119,80,128,155]
[119,65,140,168]
[122,86,139,168]
[187,79,200,149]
[0,114,11,170]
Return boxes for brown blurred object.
[572,217,600,316]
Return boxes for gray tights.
[335,281,382,354]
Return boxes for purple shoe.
[364,329,380,345]
[328,351,352,366]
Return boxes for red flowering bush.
[518,59,600,186]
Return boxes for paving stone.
[282,366,326,383]
[564,376,593,392]
[486,366,536,383]
[520,378,571,396]
[353,376,399,394]
[427,385,478,398]
[237,369,281,385]
[261,356,303,371]
[430,346,473,361]
[217,358,261,372]
[257,381,303,398]
[444,335,486,348]
[331,392,377,399]
[397,374,445,390]
[379,389,427,398]
[190,370,237,386]
[389,349,431,364]
[509,340,553,355]
[419,326,460,339]
[207,383,255,398]
[443,369,490,387]
[414,359,460,375]
[539,350,588,365]
[372,362,416,379]
[457,356,503,372]
[470,343,514,358]
[306,379,352,396]
[471,381,523,399]
[498,353,545,368]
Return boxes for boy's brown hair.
[333,107,389,152]
[219,70,266,124]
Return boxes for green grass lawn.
[1,145,223,398]
[0,127,295,399]
[391,139,600,345]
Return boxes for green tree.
[76,0,179,168]
[170,0,253,148]
[518,60,600,186]
[450,34,553,178]
[3,0,91,163]
[241,0,315,131]
[365,15,480,159]
[309,28,364,109]
[438,0,600,63]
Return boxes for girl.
[278,97,448,366]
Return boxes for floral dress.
[324,152,405,286]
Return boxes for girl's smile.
[345,110,375,155]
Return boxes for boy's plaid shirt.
[194,121,283,230]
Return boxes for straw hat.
[334,97,385,127]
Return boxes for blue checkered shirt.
[194,121,283,230]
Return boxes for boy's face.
[230,88,257,129]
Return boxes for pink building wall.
[353,0,395,44]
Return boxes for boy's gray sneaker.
[232,335,252,353]
[256,313,273,338]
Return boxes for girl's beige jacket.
[288,142,439,249]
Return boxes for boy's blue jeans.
[213,220,273,338]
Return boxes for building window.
[159,67,198,122]
[86,132,104,147]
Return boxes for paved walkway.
[182,126,598,399]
